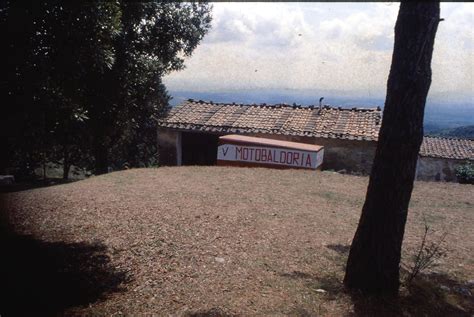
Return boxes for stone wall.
[416,156,466,182]
[157,128,377,175]
[157,127,471,182]
[248,133,377,175]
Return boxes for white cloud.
[164,2,473,101]
[430,3,474,96]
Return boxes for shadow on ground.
[0,225,130,315]
[0,177,82,193]
[185,307,236,317]
[348,271,473,317]
[326,243,351,255]
[278,244,474,316]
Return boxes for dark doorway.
[182,132,219,165]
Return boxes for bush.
[455,162,474,184]
[402,220,447,285]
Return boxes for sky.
[163,2,473,104]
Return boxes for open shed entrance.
[182,132,219,165]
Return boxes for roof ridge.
[184,99,380,111]
[424,135,474,141]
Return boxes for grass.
[1,166,473,316]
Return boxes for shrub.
[402,221,447,285]
[455,162,474,184]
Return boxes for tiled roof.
[420,137,473,160]
[157,99,382,141]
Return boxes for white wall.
[416,156,467,182]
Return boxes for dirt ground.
[1,167,473,316]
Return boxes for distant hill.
[426,125,474,140]
[167,88,385,108]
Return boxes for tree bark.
[344,2,440,295]
[63,163,70,180]
[90,97,110,175]
[94,142,109,175]
[62,145,70,180]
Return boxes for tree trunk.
[90,102,110,175]
[344,2,440,295]
[94,138,109,175]
[63,146,70,180]
[63,163,70,180]
[42,158,47,180]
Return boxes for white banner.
[217,144,323,169]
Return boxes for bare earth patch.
[1,167,473,315]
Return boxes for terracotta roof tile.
[157,100,382,141]
[420,137,473,160]
[157,100,473,161]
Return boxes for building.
[156,99,473,181]
[157,99,381,174]
[417,136,473,181]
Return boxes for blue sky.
[163,2,473,104]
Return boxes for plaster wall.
[157,128,377,174]
[416,156,466,182]
[247,133,377,175]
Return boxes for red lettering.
[242,148,248,160]
[306,154,312,167]
[222,147,229,157]
[293,152,299,165]
[236,147,242,159]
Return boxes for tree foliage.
[455,162,474,184]
[0,1,212,178]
